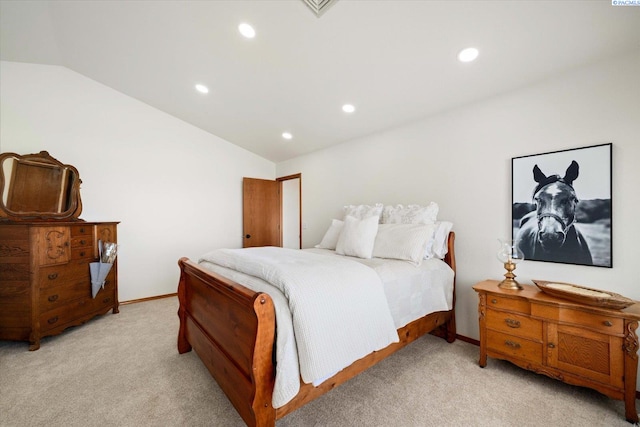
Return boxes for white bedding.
[198,247,454,408]
[306,248,454,328]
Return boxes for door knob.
[245,234,251,239]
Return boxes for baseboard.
[455,334,479,346]
[120,292,177,305]
[454,333,640,399]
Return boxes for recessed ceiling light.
[458,47,479,63]
[238,23,256,39]
[342,104,355,113]
[195,84,209,94]
[282,132,293,140]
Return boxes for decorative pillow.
[343,203,384,220]
[373,223,437,264]
[381,202,439,225]
[315,219,344,250]
[424,221,453,259]
[336,215,379,259]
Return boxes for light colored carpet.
[0,297,636,427]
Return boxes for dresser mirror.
[0,151,83,221]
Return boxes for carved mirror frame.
[0,151,83,221]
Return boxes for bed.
[177,205,456,426]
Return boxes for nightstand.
[473,279,640,423]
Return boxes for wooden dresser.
[473,280,640,423]
[0,221,119,350]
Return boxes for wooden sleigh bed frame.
[177,232,456,426]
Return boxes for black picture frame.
[512,143,612,268]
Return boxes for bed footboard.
[177,258,277,426]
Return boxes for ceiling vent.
[302,0,339,17]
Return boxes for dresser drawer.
[40,282,115,332]
[71,234,93,248]
[91,280,116,311]
[486,309,542,341]
[532,304,624,335]
[70,225,93,237]
[40,297,94,332]
[487,330,543,364]
[39,263,90,289]
[70,226,94,259]
[71,246,94,260]
[486,294,530,315]
[40,281,91,312]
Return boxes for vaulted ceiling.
[1,1,639,162]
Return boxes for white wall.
[0,61,275,301]
[277,51,640,356]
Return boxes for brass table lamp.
[497,239,524,290]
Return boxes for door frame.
[277,173,302,249]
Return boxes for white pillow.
[336,215,379,259]
[373,223,437,264]
[315,219,344,250]
[343,203,384,220]
[424,221,454,259]
[381,202,439,225]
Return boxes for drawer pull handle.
[64,241,70,247]
[603,320,613,327]
[103,297,111,304]
[491,299,498,304]
[47,316,59,325]
[48,294,59,302]
[48,273,58,280]
[79,227,85,233]
[79,251,86,257]
[504,340,521,349]
[548,343,556,348]
[505,318,521,328]
[80,240,87,245]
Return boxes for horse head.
[531,160,579,251]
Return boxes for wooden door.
[242,178,282,248]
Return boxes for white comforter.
[198,246,399,407]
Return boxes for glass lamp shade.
[497,239,524,290]
[497,240,525,264]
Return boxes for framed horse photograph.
[512,143,612,268]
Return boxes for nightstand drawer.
[486,309,542,341]
[486,294,530,315]
[487,330,542,364]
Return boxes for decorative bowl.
[533,280,635,310]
